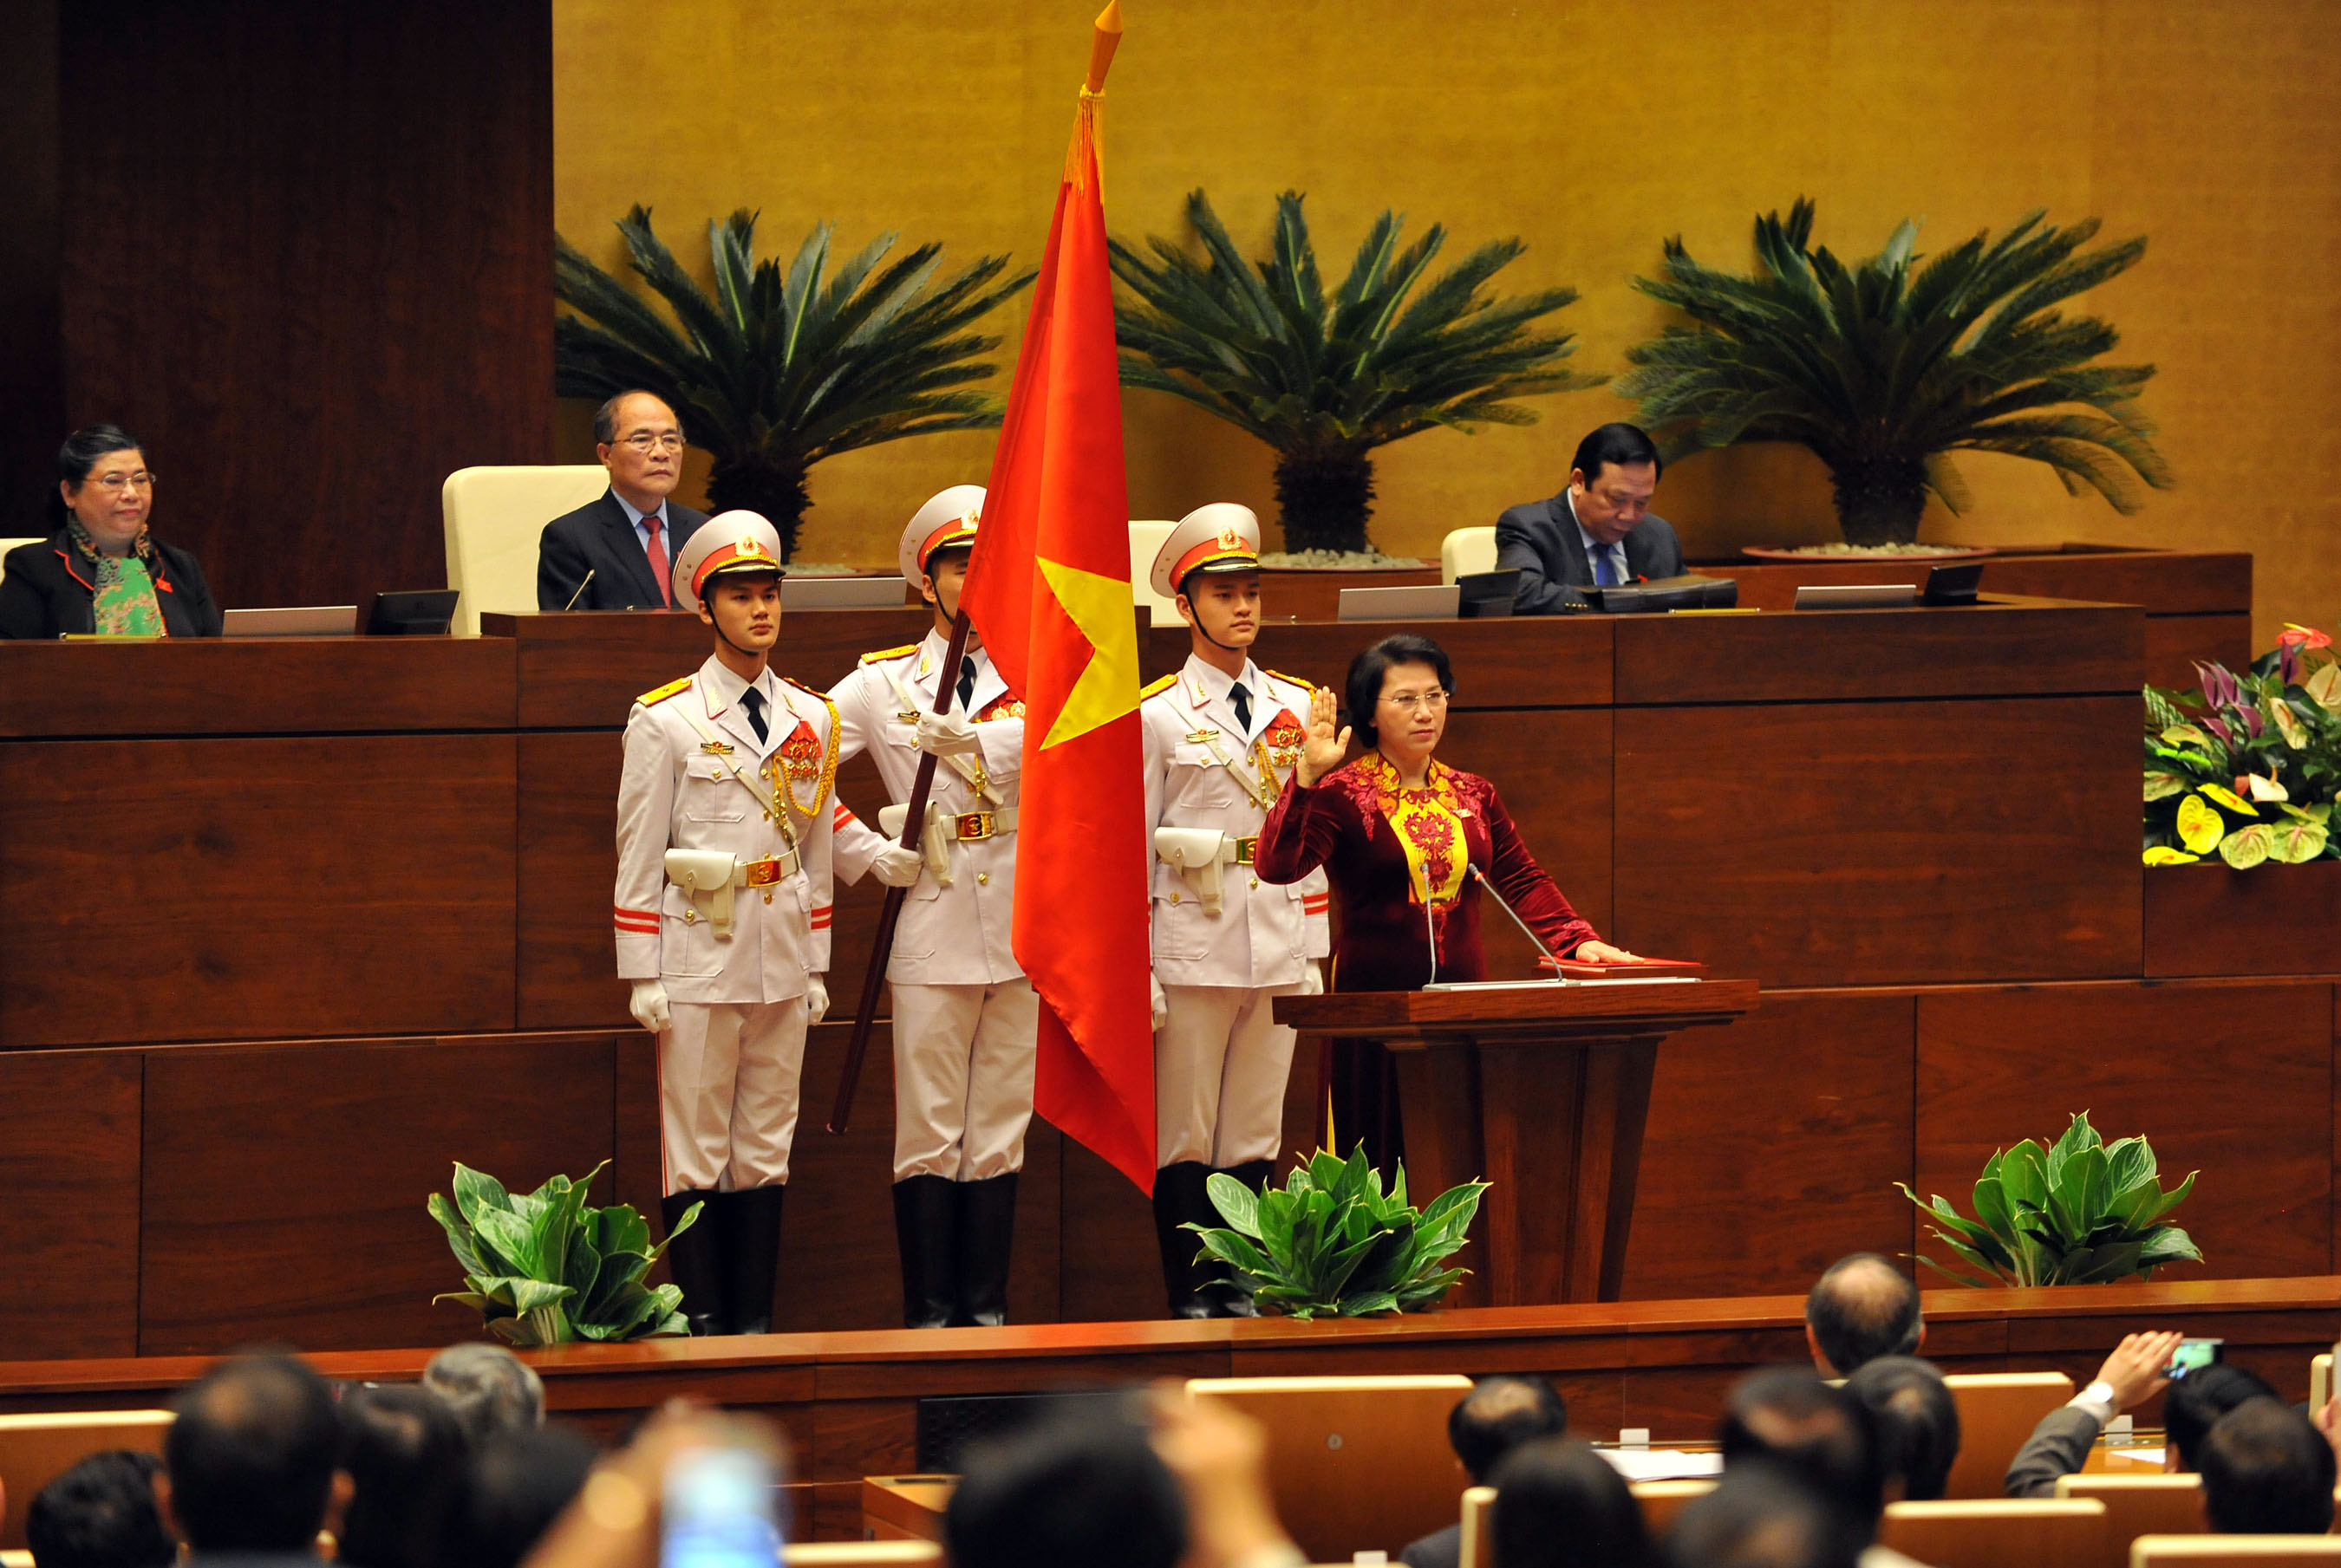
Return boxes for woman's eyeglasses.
[1379,690,1450,713]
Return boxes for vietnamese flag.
[960,3,1155,1193]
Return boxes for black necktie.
[1229,680,1252,733]
[956,657,977,712]
[740,686,769,745]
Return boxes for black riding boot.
[725,1186,786,1336]
[892,1176,959,1329]
[1153,1161,1217,1319]
[660,1190,728,1337]
[1206,1160,1276,1317]
[954,1173,1020,1328]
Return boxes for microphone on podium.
[1468,863,1570,981]
[560,569,597,612]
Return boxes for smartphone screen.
[2166,1337,2224,1378]
[662,1445,782,1568]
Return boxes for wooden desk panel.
[1695,549,2249,619]
[1441,708,1613,960]
[0,734,517,1046]
[1915,985,2334,1282]
[1613,601,2142,706]
[0,1052,142,1359]
[0,637,514,738]
[137,1032,620,1355]
[1614,696,2142,986]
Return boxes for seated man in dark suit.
[537,390,709,610]
[1495,421,1683,614]
[1399,1376,1568,1568]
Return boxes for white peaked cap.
[671,511,785,615]
[898,485,987,584]
[1150,502,1262,600]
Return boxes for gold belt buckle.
[1232,836,1258,865]
[955,811,994,841]
[743,858,785,887]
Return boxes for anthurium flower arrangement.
[2143,625,2339,868]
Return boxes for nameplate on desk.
[1791,583,1918,609]
[1337,584,1460,621]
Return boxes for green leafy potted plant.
[2144,626,2340,869]
[1897,1112,2200,1286]
[427,1161,700,1345]
[555,207,1034,559]
[1111,190,1598,558]
[1184,1144,1489,1319]
[1617,198,2173,549]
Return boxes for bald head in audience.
[1803,1255,1923,1377]
[159,1353,349,1557]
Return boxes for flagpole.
[826,607,977,1135]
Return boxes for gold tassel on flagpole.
[1066,2,1122,192]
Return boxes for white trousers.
[891,978,1039,1181]
[1154,982,1303,1168]
[658,998,809,1195]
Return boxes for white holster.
[878,802,955,887]
[1155,827,1237,915]
[665,850,739,939]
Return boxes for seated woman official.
[0,425,221,640]
[1255,633,1636,1163]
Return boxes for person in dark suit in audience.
[1486,1437,1653,1568]
[156,1354,351,1565]
[536,391,708,611]
[1495,423,1683,614]
[1805,1254,1926,1377]
[2199,1398,2337,1534]
[1845,1357,1960,1502]
[1,425,221,640]
[1399,1376,1570,1568]
[2004,1333,2272,1497]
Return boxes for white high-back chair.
[441,465,613,635]
[0,537,44,588]
[1440,526,1497,584]
[1130,519,1180,626]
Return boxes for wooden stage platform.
[1,1278,2331,1539]
[6,559,2332,1364]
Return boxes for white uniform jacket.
[829,630,1025,986]
[614,655,838,1005]
[1141,654,1331,988]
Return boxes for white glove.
[805,973,829,1025]
[628,979,671,1033]
[871,843,924,888]
[1301,960,1325,996]
[1150,973,1169,1031]
[916,710,981,756]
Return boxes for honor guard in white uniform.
[1139,503,1331,1318]
[826,485,1039,1329]
[613,512,840,1337]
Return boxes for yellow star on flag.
[1035,555,1139,750]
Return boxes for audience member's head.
[444,1424,600,1568]
[1803,1255,1923,1376]
[1666,1462,1862,1568]
[2198,1399,2337,1535]
[1843,1357,1960,1502]
[336,1383,469,1568]
[423,1343,545,1446]
[1451,1376,1572,1486]
[1719,1369,1884,1536]
[2166,1363,2280,1472]
[946,1400,1186,1568]
[25,1450,173,1568]
[160,1352,345,1555]
[1488,1437,1651,1568]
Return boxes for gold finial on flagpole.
[1086,1,1124,94]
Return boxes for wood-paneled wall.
[6,0,551,604]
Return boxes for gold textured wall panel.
[556,0,2341,642]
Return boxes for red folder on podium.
[1541,956,1705,978]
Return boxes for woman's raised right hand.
[1297,685,1351,787]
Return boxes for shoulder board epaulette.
[859,643,920,665]
[636,675,694,707]
[779,675,830,704]
[1265,668,1315,693]
[1139,673,1180,701]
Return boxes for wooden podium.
[1275,979,1758,1306]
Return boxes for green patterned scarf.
[69,520,166,637]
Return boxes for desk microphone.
[1469,864,1569,981]
[560,569,596,611]
[1417,860,1438,987]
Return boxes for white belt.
[664,848,799,939]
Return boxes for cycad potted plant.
[555,207,1034,560]
[1617,198,2174,550]
[1111,190,1599,558]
